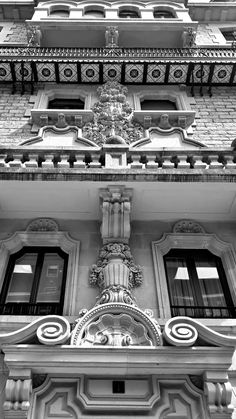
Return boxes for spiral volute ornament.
[164,318,198,347]
[37,317,70,345]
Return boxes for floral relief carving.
[173,219,205,234]
[27,218,59,232]
[82,82,144,145]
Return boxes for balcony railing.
[0,46,235,60]
[0,302,62,316]
[171,305,236,318]
[0,148,235,171]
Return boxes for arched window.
[84,9,105,18]
[141,99,177,111]
[164,249,235,318]
[49,8,70,17]
[119,9,140,18]
[154,9,175,18]
[0,247,68,315]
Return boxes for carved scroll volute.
[4,369,32,419]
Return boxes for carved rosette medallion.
[90,243,142,306]
[83,82,143,145]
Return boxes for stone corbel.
[4,369,32,419]
[100,186,132,244]
[204,371,234,419]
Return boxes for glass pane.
[165,257,194,306]
[6,253,37,303]
[195,260,227,307]
[37,253,64,303]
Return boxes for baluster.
[89,153,101,168]
[25,154,38,168]
[74,153,86,169]
[146,154,159,169]
[57,154,70,169]
[0,154,7,167]
[176,154,191,169]
[9,153,23,168]
[224,154,236,169]
[130,154,143,169]
[162,155,175,169]
[209,155,224,169]
[41,154,55,168]
[191,155,207,169]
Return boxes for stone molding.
[100,185,132,244]
[4,369,32,419]
[204,371,234,418]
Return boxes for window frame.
[152,231,236,319]
[164,248,235,318]
[0,230,80,316]
[0,246,68,315]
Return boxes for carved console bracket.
[4,369,32,419]
[100,186,132,244]
[204,371,234,419]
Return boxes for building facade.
[0,0,236,418]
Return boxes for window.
[154,10,175,18]
[49,8,70,17]
[140,99,177,111]
[84,9,105,18]
[0,247,68,315]
[118,9,140,18]
[221,29,236,41]
[164,249,235,318]
[48,98,85,110]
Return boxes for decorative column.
[4,369,32,419]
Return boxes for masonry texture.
[0,85,236,148]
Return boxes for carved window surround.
[0,229,80,317]
[152,229,236,319]
[133,87,196,130]
[31,87,93,132]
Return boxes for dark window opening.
[164,249,235,318]
[84,9,105,18]
[48,98,85,110]
[119,9,140,18]
[154,10,175,18]
[50,9,70,17]
[221,30,236,41]
[0,247,68,315]
[141,99,177,111]
[112,381,125,394]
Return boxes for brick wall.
[0,84,236,148]
[191,86,236,148]
[0,86,35,145]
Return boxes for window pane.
[165,257,194,306]
[36,253,65,303]
[195,260,227,307]
[6,254,37,303]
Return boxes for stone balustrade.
[0,148,235,171]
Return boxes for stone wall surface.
[0,85,235,147]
